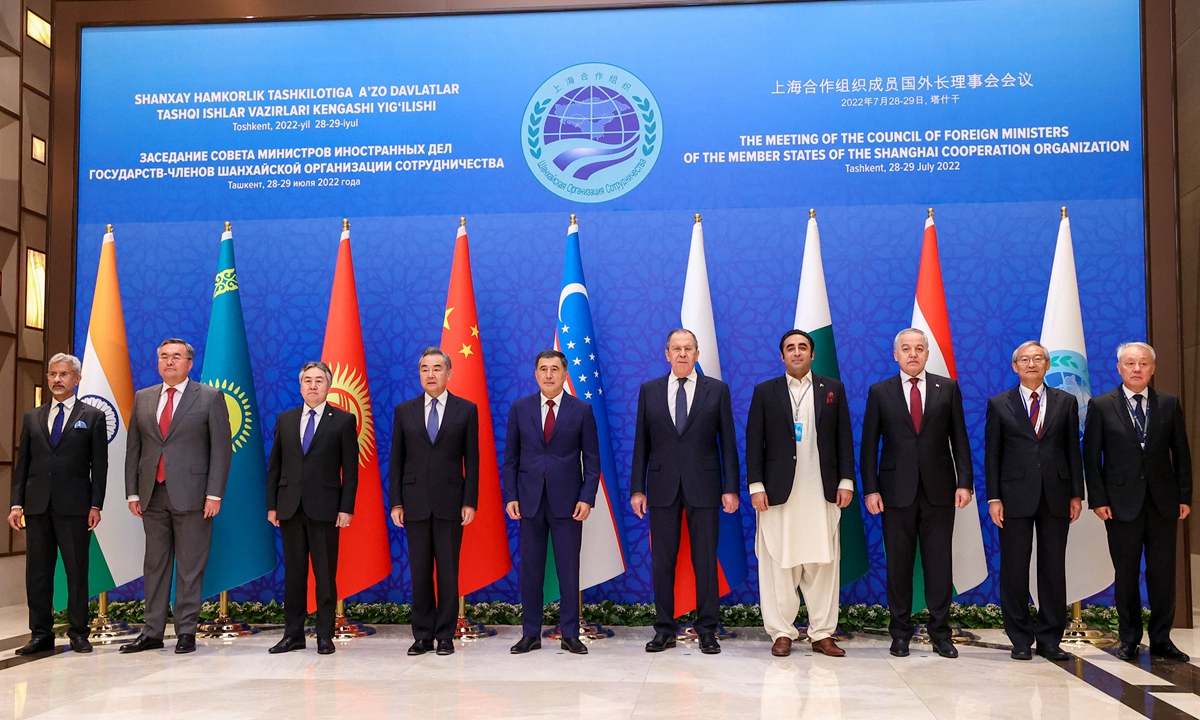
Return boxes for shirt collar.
[161,377,189,396]
[50,395,76,411]
[303,401,327,416]
[900,369,927,384]
[672,369,699,385]
[425,390,448,407]
[1122,385,1148,402]
[1019,383,1046,402]
[786,371,812,390]
[541,390,565,407]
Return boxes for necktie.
[155,387,177,483]
[1132,394,1147,443]
[50,402,64,446]
[302,408,317,454]
[675,377,688,435]
[909,378,922,433]
[427,397,439,443]
[544,399,556,443]
[1029,391,1041,437]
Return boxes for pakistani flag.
[793,211,869,585]
[199,224,276,598]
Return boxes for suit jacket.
[745,373,854,505]
[630,373,740,508]
[12,401,108,515]
[266,404,359,523]
[1083,386,1192,522]
[984,386,1084,518]
[388,393,479,521]
[860,372,973,507]
[124,380,232,512]
[502,392,600,518]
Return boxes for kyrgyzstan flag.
[441,219,511,594]
[309,219,392,610]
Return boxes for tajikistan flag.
[58,226,144,605]
[908,210,987,608]
[794,210,869,586]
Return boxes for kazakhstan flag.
[199,224,277,597]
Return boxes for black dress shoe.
[15,637,54,655]
[645,632,677,652]
[119,634,165,654]
[1114,642,1140,661]
[436,639,455,656]
[561,637,588,654]
[268,636,306,654]
[1151,642,1190,662]
[1037,645,1071,661]
[510,636,541,654]
[698,633,721,655]
[890,637,910,657]
[407,639,434,656]
[69,636,93,653]
[932,638,959,658]
[317,638,336,655]
[174,634,196,654]
[1011,647,1033,660]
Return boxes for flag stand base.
[911,625,975,645]
[795,623,853,642]
[197,592,260,639]
[89,592,135,642]
[1062,602,1116,647]
[305,601,375,639]
[676,623,736,641]
[542,620,614,641]
[455,597,496,640]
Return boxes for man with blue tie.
[265,361,358,655]
[503,350,600,655]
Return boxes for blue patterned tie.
[50,403,64,446]
[1132,394,1147,443]
[427,397,439,443]
[675,377,688,435]
[301,408,316,454]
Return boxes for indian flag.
[908,210,987,608]
[57,226,144,605]
[794,210,869,586]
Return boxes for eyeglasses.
[668,346,696,354]
[1014,356,1047,367]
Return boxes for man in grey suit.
[120,338,231,655]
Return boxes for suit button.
[792,456,797,460]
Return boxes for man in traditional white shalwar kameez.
[745,330,856,657]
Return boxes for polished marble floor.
[2,613,1200,720]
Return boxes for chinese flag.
[441,219,512,594]
[309,221,392,611]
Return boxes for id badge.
[793,421,803,442]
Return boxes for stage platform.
[2,611,1199,720]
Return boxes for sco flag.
[794,211,869,586]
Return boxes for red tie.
[1029,391,1041,437]
[909,378,922,433]
[544,399,556,443]
[155,387,177,483]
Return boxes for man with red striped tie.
[985,340,1083,661]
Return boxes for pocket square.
[73,420,88,429]
[826,392,835,404]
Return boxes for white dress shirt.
[1018,383,1047,436]
[667,369,699,425]
[130,377,219,503]
[424,392,446,433]
[300,401,328,441]
[540,390,566,431]
[900,370,927,413]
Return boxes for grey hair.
[419,346,452,370]
[666,328,699,351]
[893,328,928,352]
[1117,342,1156,362]
[47,352,82,374]
[1011,340,1050,364]
[158,338,195,359]
[298,361,332,384]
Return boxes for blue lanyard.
[1125,395,1147,442]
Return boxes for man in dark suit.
[630,328,740,655]
[390,347,478,657]
[8,353,107,655]
[266,361,358,656]
[503,349,599,655]
[861,327,972,659]
[745,330,855,658]
[1084,341,1192,662]
[985,340,1083,661]
[121,338,231,655]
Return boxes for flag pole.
[88,590,134,641]
[454,595,497,640]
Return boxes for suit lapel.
[1006,388,1037,439]
[431,395,458,446]
[35,403,52,447]
[1039,388,1061,439]
[304,404,336,452]
[1112,388,1138,439]
[890,376,917,434]
[812,375,826,424]
[547,394,570,445]
[55,401,86,445]
[681,375,709,435]
[1144,388,1161,445]
[773,377,792,422]
[163,382,201,441]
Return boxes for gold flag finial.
[105,223,113,233]
[1061,206,1068,219]
[224,221,231,232]
[342,218,350,231]
[809,209,816,219]
[694,213,702,223]
[570,213,577,225]
[459,216,466,227]
[928,208,934,218]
